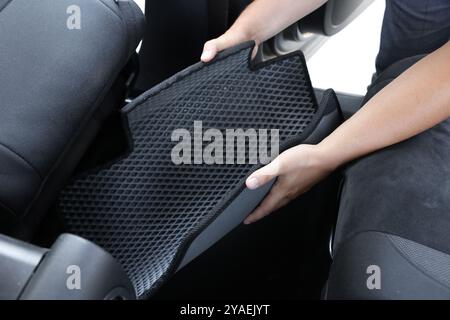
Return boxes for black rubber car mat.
[58,41,342,298]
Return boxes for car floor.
[153,172,341,300]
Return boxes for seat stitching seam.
[0,199,17,218]
[0,143,42,179]
[385,233,450,291]
[96,0,125,24]
[0,0,13,14]
[333,231,450,291]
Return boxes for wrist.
[311,142,343,172]
[226,25,259,46]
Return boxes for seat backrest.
[0,0,145,237]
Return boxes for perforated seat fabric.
[325,232,450,299]
[59,42,343,298]
[0,0,145,237]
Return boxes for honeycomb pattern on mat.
[59,46,317,297]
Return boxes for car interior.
[2,0,447,300]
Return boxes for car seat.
[0,2,343,299]
[0,0,145,238]
[325,55,450,299]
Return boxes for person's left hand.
[244,144,336,224]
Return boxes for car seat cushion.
[326,54,450,299]
[334,55,450,257]
[59,41,343,298]
[0,0,144,235]
[325,231,450,299]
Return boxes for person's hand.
[244,144,337,224]
[201,34,233,62]
[200,0,329,63]
[201,32,258,63]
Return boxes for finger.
[251,44,259,59]
[244,192,288,224]
[246,155,284,190]
[201,34,231,62]
[200,40,218,62]
[202,32,245,62]
[244,183,288,224]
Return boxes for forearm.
[318,41,450,169]
[223,0,327,45]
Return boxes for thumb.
[201,40,218,62]
[251,43,259,60]
[201,34,238,62]
[246,156,284,190]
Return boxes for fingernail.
[246,177,259,190]
[243,219,252,225]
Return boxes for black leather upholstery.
[0,0,145,237]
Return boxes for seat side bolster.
[0,145,41,219]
